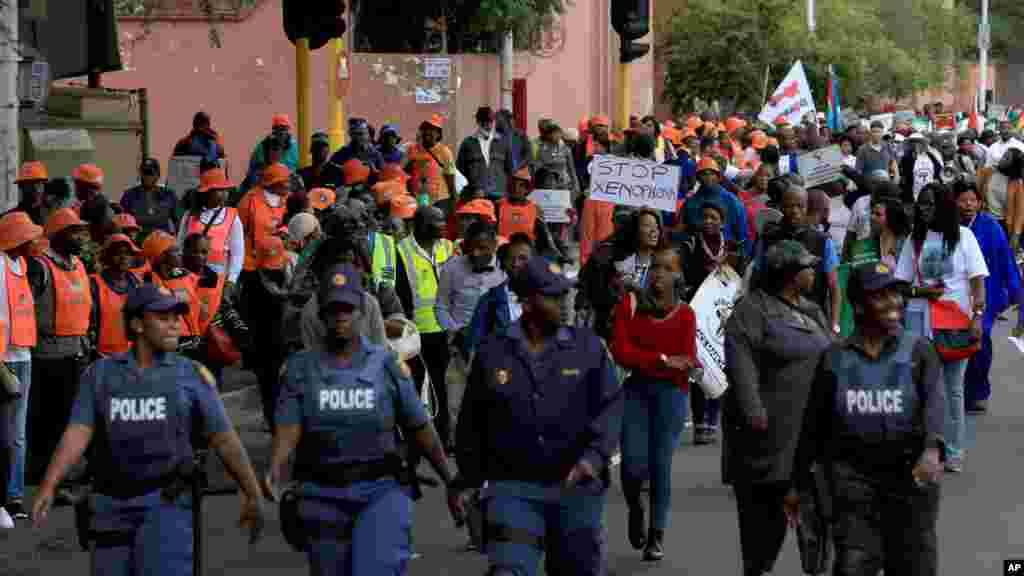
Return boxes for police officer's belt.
[486,524,545,549]
[299,458,400,488]
[93,460,195,500]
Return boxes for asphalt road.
[2,320,1022,575]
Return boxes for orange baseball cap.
[112,213,142,232]
[511,166,532,182]
[590,115,610,128]
[259,236,289,271]
[103,233,142,254]
[687,116,704,131]
[308,187,336,211]
[198,168,235,192]
[342,159,370,186]
[750,130,769,150]
[72,163,104,187]
[262,163,291,188]
[423,114,445,130]
[456,199,497,224]
[142,231,177,262]
[373,180,407,207]
[44,208,88,238]
[726,117,746,134]
[390,194,418,219]
[271,114,292,129]
[15,161,48,183]
[0,212,43,252]
[379,163,410,184]
[696,157,721,175]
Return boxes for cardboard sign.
[587,155,680,213]
[528,189,572,223]
[797,145,844,188]
[166,156,202,198]
[691,265,743,399]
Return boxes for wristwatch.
[659,354,669,367]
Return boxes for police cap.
[320,264,364,309]
[512,256,575,298]
[124,284,188,317]
[847,262,907,304]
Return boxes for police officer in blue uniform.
[794,262,945,576]
[450,256,624,576]
[31,284,265,576]
[263,263,459,575]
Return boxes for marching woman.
[611,246,697,561]
[90,234,143,358]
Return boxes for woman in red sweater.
[611,246,698,562]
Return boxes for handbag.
[929,299,980,362]
[0,361,20,400]
[207,324,242,366]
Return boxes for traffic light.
[283,0,347,51]
[611,0,651,63]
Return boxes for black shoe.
[5,500,28,521]
[627,500,647,550]
[643,529,665,561]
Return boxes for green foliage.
[469,0,573,47]
[963,0,1024,60]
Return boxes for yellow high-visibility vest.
[397,236,453,334]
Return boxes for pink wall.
[104,0,657,181]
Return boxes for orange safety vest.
[196,270,225,335]
[154,273,201,337]
[92,274,132,356]
[239,189,286,271]
[497,199,538,241]
[3,257,36,352]
[41,253,91,337]
[186,207,237,267]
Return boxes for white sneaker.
[0,507,14,529]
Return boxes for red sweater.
[611,293,698,391]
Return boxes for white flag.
[758,61,816,127]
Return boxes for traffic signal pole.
[617,60,632,132]
[296,37,312,167]
[329,37,347,151]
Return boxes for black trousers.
[733,480,790,576]
[26,356,82,486]
[410,332,450,444]
[238,271,285,429]
[830,461,939,576]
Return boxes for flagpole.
[762,65,771,107]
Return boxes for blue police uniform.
[455,257,623,576]
[68,352,231,576]
[277,332,429,575]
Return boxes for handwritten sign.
[797,145,844,188]
[588,155,679,213]
[691,265,742,399]
[166,156,202,198]
[529,189,572,223]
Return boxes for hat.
[0,212,43,252]
[372,180,406,206]
[262,163,291,188]
[15,161,48,183]
[380,124,400,139]
[422,114,445,130]
[288,212,320,244]
[259,236,289,271]
[696,157,721,175]
[72,163,104,187]
[112,213,142,232]
[909,132,926,141]
[687,116,703,131]
[44,208,87,238]
[379,163,410,184]
[764,239,820,276]
[514,256,575,297]
[308,187,336,211]
[847,262,907,304]
[750,130,769,150]
[271,114,292,129]
[124,284,189,317]
[457,199,497,223]
[197,168,235,192]
[321,264,364,308]
[140,158,161,175]
[349,118,369,131]
[391,194,418,219]
[511,166,532,182]
[476,107,495,123]
[142,231,177,262]
[102,233,142,254]
[342,159,371,186]
[590,115,610,128]
[726,117,746,134]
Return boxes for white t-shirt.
[847,195,873,242]
[828,195,852,253]
[895,227,989,315]
[912,155,935,200]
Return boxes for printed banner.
[528,189,572,223]
[691,265,743,399]
[797,145,844,188]
[758,61,817,127]
[587,155,680,213]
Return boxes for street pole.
[979,0,989,116]
[1,0,18,212]
[501,31,514,111]
[616,59,631,132]
[295,37,312,167]
[806,0,816,36]
[328,37,347,152]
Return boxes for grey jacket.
[722,289,833,485]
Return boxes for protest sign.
[167,156,202,199]
[797,145,844,188]
[588,155,680,213]
[758,61,816,127]
[691,265,743,399]
[529,189,572,223]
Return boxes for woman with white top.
[615,208,663,293]
[177,168,245,298]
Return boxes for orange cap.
[271,114,292,129]
[423,114,445,130]
[696,157,721,175]
[111,213,142,232]
[44,208,87,238]
[456,199,497,224]
[511,166,531,182]
[750,130,769,150]
[72,163,104,187]
[15,161,48,183]
[198,168,235,192]
[774,117,790,126]
[726,117,745,134]
[102,233,142,254]
[142,231,177,262]
[307,187,336,211]
[590,115,610,128]
[0,211,43,252]
[259,236,289,271]
[687,116,704,131]
[373,180,407,207]
[390,194,418,219]
[262,163,291,188]
[342,159,370,186]
[379,163,410,184]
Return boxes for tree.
[468,0,573,50]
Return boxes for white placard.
[758,61,816,127]
[415,87,441,104]
[691,265,743,399]
[587,155,680,213]
[166,156,202,198]
[423,57,451,79]
[528,189,572,223]
[797,145,844,188]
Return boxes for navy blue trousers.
[964,328,993,407]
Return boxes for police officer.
[263,263,459,575]
[31,284,265,575]
[794,262,945,576]
[451,256,623,576]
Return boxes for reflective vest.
[497,199,538,241]
[196,270,225,335]
[397,236,453,334]
[41,253,91,337]
[831,334,918,444]
[368,232,397,289]
[92,274,132,356]
[239,189,286,271]
[186,207,237,267]
[2,256,36,352]
[154,273,201,337]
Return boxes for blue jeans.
[943,359,968,463]
[7,360,30,500]
[621,377,688,530]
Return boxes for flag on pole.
[759,61,816,126]
[826,65,843,131]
